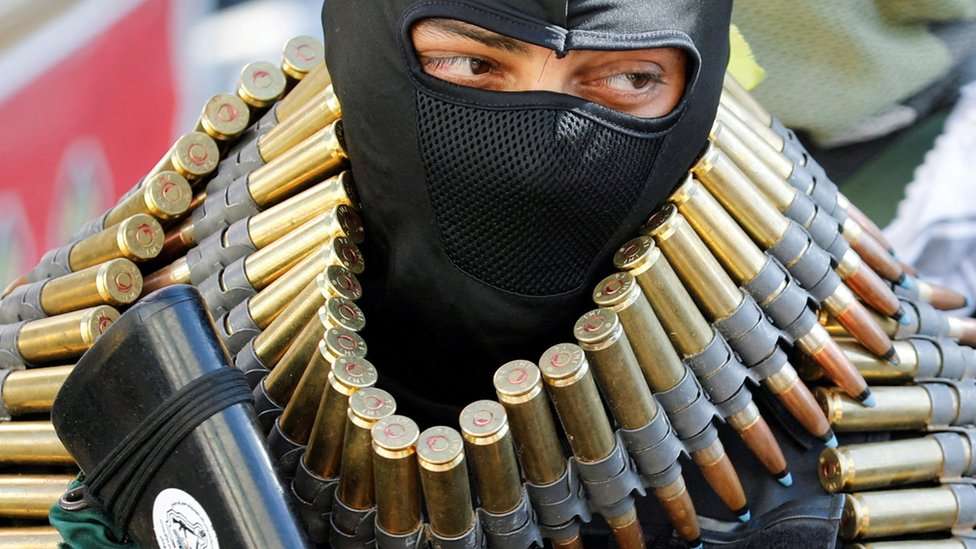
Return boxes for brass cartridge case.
[0,526,62,548]
[644,204,744,320]
[69,214,164,270]
[106,171,192,227]
[841,487,963,540]
[0,475,73,519]
[417,426,476,539]
[692,143,790,248]
[258,86,342,163]
[195,93,250,142]
[17,306,117,363]
[281,36,324,82]
[277,330,367,444]
[277,62,331,122]
[817,386,933,432]
[613,236,713,356]
[39,258,141,314]
[722,74,773,127]
[539,343,616,463]
[0,422,71,465]
[593,272,685,391]
[304,356,378,480]
[243,209,362,291]
[493,361,566,486]
[247,173,359,249]
[147,132,220,184]
[819,436,950,493]
[246,231,364,327]
[460,400,523,514]
[372,415,423,535]
[320,295,366,332]
[255,265,361,378]
[719,94,785,153]
[709,121,796,212]
[669,175,768,284]
[714,104,795,182]
[1,365,72,416]
[831,339,918,384]
[574,309,658,430]
[338,388,397,511]
[248,122,346,207]
[237,61,287,109]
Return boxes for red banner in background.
[0,0,177,283]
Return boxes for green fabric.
[731,0,965,143]
[49,478,137,549]
[877,0,976,24]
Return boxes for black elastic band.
[83,367,251,531]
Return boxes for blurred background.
[0,0,975,307]
[0,0,321,286]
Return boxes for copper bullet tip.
[920,280,969,310]
[835,300,896,361]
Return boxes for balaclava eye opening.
[323,0,731,414]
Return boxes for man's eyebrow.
[417,19,530,54]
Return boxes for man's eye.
[604,72,663,91]
[423,56,493,77]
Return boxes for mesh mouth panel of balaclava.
[418,94,663,295]
[323,0,731,410]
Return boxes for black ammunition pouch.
[51,285,308,548]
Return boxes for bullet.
[146,132,220,184]
[336,387,396,518]
[235,230,364,331]
[275,331,368,450]
[693,144,897,364]
[949,316,976,347]
[255,266,362,404]
[614,233,814,459]
[250,265,363,373]
[372,415,423,537]
[575,308,717,537]
[592,272,762,502]
[417,426,481,541]
[277,62,331,123]
[492,361,586,549]
[817,383,975,432]
[840,485,976,540]
[0,526,62,548]
[155,172,360,283]
[838,193,898,255]
[281,36,325,84]
[0,306,117,367]
[105,171,192,228]
[917,279,969,311]
[818,433,972,493]
[237,61,287,113]
[645,204,832,440]
[539,343,648,547]
[0,422,72,465]
[303,356,378,480]
[192,122,347,243]
[460,400,525,515]
[667,178,863,405]
[0,475,74,519]
[256,86,342,165]
[711,121,903,319]
[0,365,72,418]
[805,338,920,384]
[195,93,250,143]
[0,259,140,324]
[840,215,905,285]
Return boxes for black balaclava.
[322,0,732,420]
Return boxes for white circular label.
[152,488,220,549]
